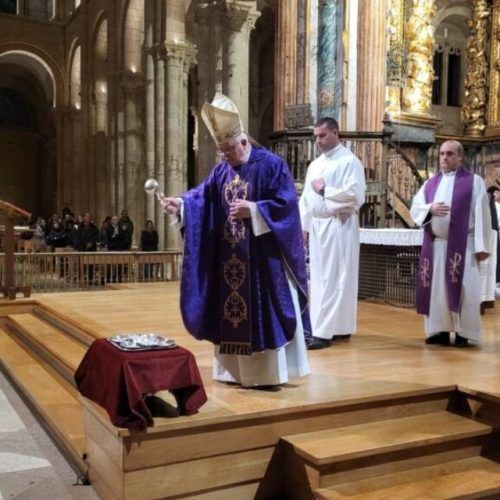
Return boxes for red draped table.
[74,338,207,429]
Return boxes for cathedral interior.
[0,2,500,499]
[0,0,499,248]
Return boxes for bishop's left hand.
[230,199,252,219]
[311,177,326,195]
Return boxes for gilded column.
[223,1,260,130]
[385,0,404,118]
[274,0,297,129]
[356,0,387,130]
[486,0,500,137]
[401,0,436,115]
[462,0,490,137]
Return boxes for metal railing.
[0,251,182,293]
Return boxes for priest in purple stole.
[162,93,311,386]
[410,140,491,347]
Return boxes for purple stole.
[219,171,252,355]
[416,167,474,315]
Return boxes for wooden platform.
[0,283,499,499]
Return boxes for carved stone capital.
[224,2,260,35]
[159,42,197,72]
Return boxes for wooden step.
[314,455,500,499]
[5,313,87,384]
[0,328,87,475]
[32,304,97,347]
[283,411,493,466]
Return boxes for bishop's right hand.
[159,195,181,215]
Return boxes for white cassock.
[299,144,366,340]
[410,171,491,341]
[170,202,310,387]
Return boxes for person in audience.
[140,220,159,280]
[119,209,134,250]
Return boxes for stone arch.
[123,0,145,72]
[0,44,63,106]
[0,53,58,215]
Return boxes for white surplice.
[299,144,366,339]
[410,171,491,341]
[170,198,310,387]
[479,229,497,302]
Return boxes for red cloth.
[74,338,207,429]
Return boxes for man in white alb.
[410,140,491,347]
[299,117,366,350]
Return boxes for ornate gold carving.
[487,2,500,132]
[385,0,405,115]
[462,0,490,137]
[402,0,436,115]
[223,174,248,247]
[223,253,248,329]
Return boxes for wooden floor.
[1,283,499,499]
[33,281,500,420]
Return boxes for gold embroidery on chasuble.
[223,174,248,248]
[222,253,248,329]
[222,174,250,330]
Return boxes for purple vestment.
[416,167,474,315]
[180,147,311,354]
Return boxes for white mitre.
[201,92,244,144]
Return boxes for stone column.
[317,0,337,119]
[121,71,144,246]
[87,89,97,216]
[401,0,436,116]
[71,109,82,212]
[356,0,387,130]
[54,106,72,212]
[154,48,166,248]
[223,1,260,130]
[486,0,500,137]
[144,50,155,224]
[162,43,196,250]
[462,0,490,137]
[196,2,217,182]
[94,90,108,221]
[274,0,297,129]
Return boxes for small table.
[74,338,207,430]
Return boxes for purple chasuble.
[416,167,474,315]
[179,147,311,354]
